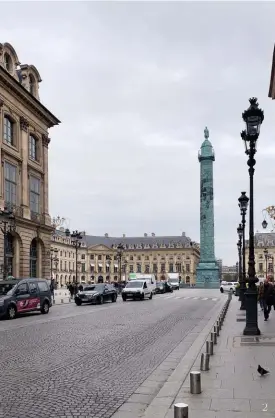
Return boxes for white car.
[122,280,153,301]
[220,282,236,293]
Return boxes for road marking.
[175,296,181,299]
[183,297,191,299]
[212,298,218,301]
[193,297,199,299]
[201,298,208,300]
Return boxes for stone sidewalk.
[149,294,275,418]
[113,293,275,418]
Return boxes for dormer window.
[4,53,12,73]
[29,134,38,161]
[4,116,14,146]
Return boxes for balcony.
[31,212,45,224]
[4,202,23,218]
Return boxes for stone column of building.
[20,116,30,219]
[196,127,219,288]
[42,134,51,226]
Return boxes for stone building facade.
[245,232,275,280]
[0,42,60,279]
[51,230,200,287]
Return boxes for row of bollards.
[173,291,232,417]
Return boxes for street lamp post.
[116,243,125,283]
[65,229,82,286]
[238,191,249,310]
[237,224,243,300]
[241,97,264,336]
[0,207,16,280]
[264,248,268,279]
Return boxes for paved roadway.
[0,289,221,418]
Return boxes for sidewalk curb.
[111,294,229,418]
[141,297,227,417]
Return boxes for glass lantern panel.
[246,115,261,136]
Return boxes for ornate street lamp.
[238,191,249,310]
[116,243,125,283]
[65,229,82,286]
[237,224,243,298]
[241,97,264,336]
[0,207,16,280]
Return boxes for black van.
[0,278,52,320]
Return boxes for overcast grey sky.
[2,1,275,264]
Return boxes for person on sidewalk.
[263,278,275,321]
[258,282,264,311]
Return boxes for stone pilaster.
[0,98,3,207]
[42,134,51,226]
[19,116,30,219]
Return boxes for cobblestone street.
[0,289,221,418]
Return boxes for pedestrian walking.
[68,283,74,300]
[258,282,264,310]
[263,279,275,321]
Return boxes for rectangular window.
[81,254,85,260]
[98,266,102,273]
[169,263,174,273]
[268,263,273,272]
[114,266,118,273]
[4,117,14,146]
[81,264,85,273]
[186,264,190,273]
[29,135,38,161]
[137,263,141,273]
[176,263,182,273]
[259,263,263,272]
[90,254,94,260]
[129,265,134,273]
[98,255,102,261]
[29,176,40,214]
[4,162,16,205]
[153,263,158,273]
[161,263,165,273]
[106,265,110,273]
[145,264,150,273]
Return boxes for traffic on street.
[0,289,221,418]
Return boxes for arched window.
[81,275,85,281]
[6,233,14,277]
[186,276,190,284]
[30,239,37,277]
[4,53,12,72]
[4,116,14,146]
[114,276,118,282]
[29,74,35,95]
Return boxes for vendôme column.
[196,127,219,288]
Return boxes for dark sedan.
[75,284,117,306]
[155,281,173,294]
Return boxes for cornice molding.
[0,67,60,128]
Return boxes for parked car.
[75,284,117,305]
[156,282,165,293]
[122,280,153,301]
[220,282,236,294]
[0,278,52,320]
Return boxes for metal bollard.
[190,371,202,394]
[206,340,214,355]
[211,331,217,345]
[200,352,210,371]
[214,325,219,336]
[174,403,189,418]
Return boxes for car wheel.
[149,292,153,300]
[7,304,16,320]
[41,301,50,314]
[75,299,82,306]
[122,296,127,301]
[112,294,117,303]
[140,293,145,300]
[220,287,224,293]
[98,295,104,305]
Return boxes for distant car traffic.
[155,281,173,294]
[220,282,236,293]
[75,284,117,305]
[0,278,52,320]
[122,280,153,301]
